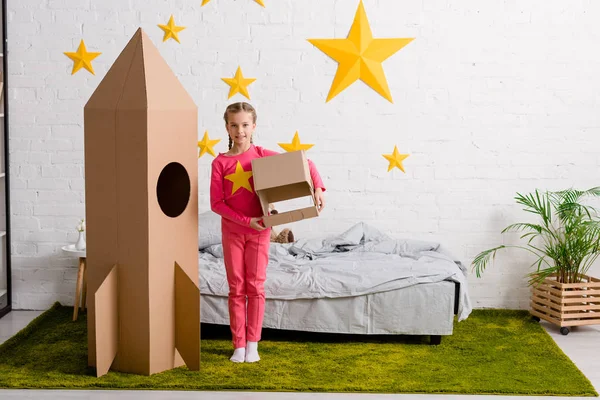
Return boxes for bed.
[198,217,472,344]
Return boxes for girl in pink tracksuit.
[210,102,326,363]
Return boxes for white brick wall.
[6,0,600,310]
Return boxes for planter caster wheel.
[532,316,540,322]
[560,327,570,336]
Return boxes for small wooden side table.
[62,245,87,321]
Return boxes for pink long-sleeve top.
[210,145,326,235]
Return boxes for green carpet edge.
[0,382,596,396]
[0,305,597,396]
[0,301,63,354]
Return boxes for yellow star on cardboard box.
[308,0,414,103]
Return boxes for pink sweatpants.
[222,228,271,349]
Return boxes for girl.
[210,102,326,363]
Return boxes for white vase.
[75,231,86,250]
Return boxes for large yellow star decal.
[158,15,186,43]
[222,66,256,100]
[278,132,314,152]
[307,0,414,103]
[202,0,264,6]
[383,146,410,173]
[64,40,101,75]
[224,161,254,194]
[198,131,221,158]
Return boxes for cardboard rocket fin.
[174,262,200,370]
[95,264,119,377]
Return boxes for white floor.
[0,310,598,400]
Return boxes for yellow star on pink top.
[224,161,254,194]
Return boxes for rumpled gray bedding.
[199,222,472,321]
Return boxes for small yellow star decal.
[278,132,314,152]
[202,0,264,6]
[222,66,256,100]
[64,39,101,75]
[198,131,221,158]
[158,15,186,43]
[224,161,254,194]
[307,0,414,103]
[383,146,410,173]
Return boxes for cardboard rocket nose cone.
[86,27,196,112]
[85,29,143,111]
[84,27,200,377]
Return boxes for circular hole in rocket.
[156,162,190,218]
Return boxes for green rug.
[0,303,596,396]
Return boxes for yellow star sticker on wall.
[222,66,256,100]
[64,40,101,75]
[383,146,409,173]
[158,15,186,43]
[224,161,254,194]
[278,132,314,152]
[202,0,264,6]
[198,131,221,158]
[307,0,414,103]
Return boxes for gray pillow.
[199,211,222,249]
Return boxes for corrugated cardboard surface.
[147,108,198,374]
[258,182,314,203]
[144,21,198,374]
[84,27,199,376]
[84,28,141,369]
[262,207,319,228]
[252,151,312,191]
[175,262,201,371]
[94,265,118,377]
[115,106,151,374]
[84,105,120,370]
[252,150,318,227]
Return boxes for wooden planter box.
[530,274,600,335]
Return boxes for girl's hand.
[249,217,266,231]
[315,188,325,212]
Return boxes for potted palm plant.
[472,187,600,335]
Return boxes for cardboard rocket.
[83,28,200,377]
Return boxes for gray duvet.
[199,222,472,322]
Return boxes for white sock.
[230,347,245,363]
[245,341,260,363]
